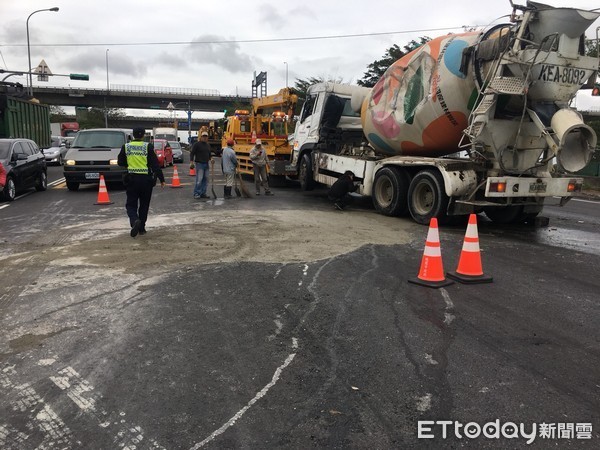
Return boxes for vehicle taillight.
[489,181,507,193]
[567,180,582,192]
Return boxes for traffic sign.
[35,59,52,82]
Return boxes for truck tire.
[35,171,47,191]
[299,153,315,191]
[372,166,410,216]
[408,169,449,225]
[66,181,80,191]
[3,176,16,201]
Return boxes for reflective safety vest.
[125,141,149,174]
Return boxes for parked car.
[63,128,132,191]
[169,140,184,163]
[0,138,47,201]
[42,136,69,165]
[153,139,173,168]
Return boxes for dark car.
[63,128,132,191]
[0,138,48,201]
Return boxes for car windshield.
[168,141,181,149]
[0,142,11,159]
[154,141,165,150]
[72,131,126,148]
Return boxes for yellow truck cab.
[222,88,297,186]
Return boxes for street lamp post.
[284,61,288,88]
[106,49,110,91]
[169,101,193,144]
[27,7,59,96]
[105,49,109,127]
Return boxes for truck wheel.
[3,177,16,201]
[372,166,410,216]
[299,153,315,191]
[66,181,80,191]
[408,169,449,225]
[35,171,47,191]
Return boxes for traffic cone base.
[171,165,182,188]
[408,277,454,288]
[408,217,453,289]
[94,175,113,205]
[447,271,493,284]
[448,214,492,284]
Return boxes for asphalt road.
[1,164,599,449]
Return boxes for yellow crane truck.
[222,88,297,186]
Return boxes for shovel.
[210,160,217,199]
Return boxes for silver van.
[63,128,133,191]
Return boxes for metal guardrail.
[110,84,220,97]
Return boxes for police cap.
[133,127,145,138]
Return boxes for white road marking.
[191,338,299,449]
[48,178,66,187]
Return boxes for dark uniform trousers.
[125,174,155,228]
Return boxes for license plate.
[529,182,547,193]
[85,172,100,180]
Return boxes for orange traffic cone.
[94,175,113,205]
[408,217,453,288]
[251,130,256,144]
[189,165,196,176]
[171,165,182,188]
[448,214,493,284]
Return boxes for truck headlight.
[65,160,75,166]
[109,159,118,165]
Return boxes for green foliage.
[76,107,126,128]
[357,37,431,87]
[584,38,598,58]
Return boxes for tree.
[293,76,346,101]
[76,107,126,128]
[357,37,431,87]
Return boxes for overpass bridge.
[32,84,251,112]
[61,114,219,131]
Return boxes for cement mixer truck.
[288,1,599,224]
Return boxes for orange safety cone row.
[171,165,182,188]
[408,218,453,288]
[448,214,493,284]
[94,175,113,205]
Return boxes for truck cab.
[290,82,371,190]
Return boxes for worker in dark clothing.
[118,127,165,237]
[189,131,213,199]
[328,170,358,210]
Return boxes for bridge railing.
[110,84,220,97]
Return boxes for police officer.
[118,127,165,237]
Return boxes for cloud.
[186,35,253,73]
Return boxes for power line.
[1,26,478,48]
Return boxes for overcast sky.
[1,0,599,116]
